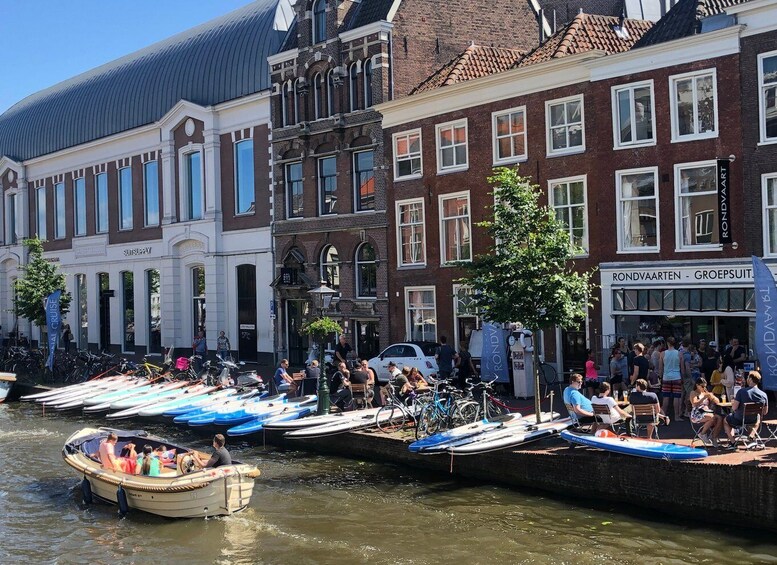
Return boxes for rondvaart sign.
[718,159,732,244]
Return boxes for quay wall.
[265,430,777,532]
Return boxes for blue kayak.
[227,406,314,436]
[187,395,314,427]
[212,395,312,426]
[560,429,708,460]
[408,415,517,453]
[172,391,269,424]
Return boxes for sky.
[0,0,257,113]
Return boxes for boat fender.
[81,477,93,505]
[116,485,129,517]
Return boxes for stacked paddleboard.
[560,429,708,460]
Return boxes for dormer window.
[313,0,326,44]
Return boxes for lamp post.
[308,280,337,415]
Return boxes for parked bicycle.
[414,379,479,439]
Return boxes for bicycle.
[414,379,479,439]
[376,383,418,433]
[466,377,520,420]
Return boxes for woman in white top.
[590,382,632,434]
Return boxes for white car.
[368,342,439,383]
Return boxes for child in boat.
[137,445,161,477]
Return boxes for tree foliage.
[458,167,596,329]
[14,238,71,327]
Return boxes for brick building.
[377,0,768,377]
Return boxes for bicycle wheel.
[451,400,480,426]
[485,397,513,419]
[415,405,441,439]
[376,404,407,433]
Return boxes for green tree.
[458,167,596,420]
[14,238,71,328]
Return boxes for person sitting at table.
[563,373,595,427]
[304,359,321,397]
[330,361,350,393]
[690,377,723,447]
[137,445,161,476]
[628,379,670,438]
[408,366,429,391]
[722,371,769,449]
[332,360,372,410]
[591,381,633,434]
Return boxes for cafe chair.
[632,404,661,439]
[593,403,625,435]
[348,383,372,410]
[732,402,766,450]
[288,372,305,398]
[564,403,591,432]
[761,417,777,445]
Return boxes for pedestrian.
[335,334,353,368]
[455,341,477,390]
[435,335,456,381]
[216,330,231,361]
[192,330,207,371]
[62,324,73,353]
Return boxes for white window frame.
[611,80,656,149]
[759,50,777,145]
[320,244,340,291]
[36,186,46,240]
[669,69,718,143]
[143,160,160,227]
[73,177,87,236]
[545,94,585,157]
[355,242,377,299]
[352,149,374,213]
[492,105,527,165]
[405,286,437,343]
[674,160,721,252]
[55,181,66,239]
[393,129,423,181]
[763,173,777,257]
[233,139,254,216]
[118,167,133,231]
[178,145,205,221]
[312,0,327,45]
[615,166,660,254]
[396,198,426,268]
[548,175,589,256]
[285,161,304,219]
[95,172,109,233]
[6,192,17,244]
[349,62,360,113]
[436,119,468,174]
[438,190,472,265]
[313,73,323,120]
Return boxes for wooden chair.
[593,402,624,434]
[288,372,305,397]
[632,403,661,439]
[349,383,372,410]
[732,403,766,450]
[564,402,591,432]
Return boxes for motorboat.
[62,427,261,518]
[0,372,16,403]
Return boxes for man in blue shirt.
[435,335,456,381]
[563,373,595,426]
[274,359,293,393]
[723,371,768,447]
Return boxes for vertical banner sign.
[753,256,777,391]
[45,290,62,371]
[480,321,509,383]
[717,159,732,244]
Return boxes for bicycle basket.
[175,357,190,371]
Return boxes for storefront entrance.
[286,300,309,367]
[354,320,379,360]
[614,314,754,352]
[237,264,257,362]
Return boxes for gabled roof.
[411,44,526,94]
[0,0,292,162]
[518,12,653,67]
[633,0,746,48]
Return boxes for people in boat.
[722,371,769,449]
[98,432,130,473]
[155,445,176,466]
[118,442,138,474]
[590,381,633,435]
[194,434,232,468]
[563,373,595,427]
[137,445,161,476]
[690,377,723,447]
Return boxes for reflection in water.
[2,403,777,564]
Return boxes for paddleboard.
[447,418,573,455]
[559,429,708,460]
[227,406,315,436]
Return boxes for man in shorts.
[723,371,768,448]
[563,373,595,427]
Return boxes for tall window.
[439,192,471,264]
[36,186,47,240]
[759,52,777,143]
[73,178,86,236]
[397,199,425,267]
[355,243,377,298]
[294,79,303,124]
[320,245,340,290]
[436,119,468,173]
[143,160,159,226]
[235,140,254,215]
[318,156,337,215]
[184,151,203,220]
[616,168,659,252]
[118,167,133,230]
[286,162,303,218]
[764,175,777,256]
[147,269,161,354]
[314,73,324,119]
[122,271,134,352]
[406,287,436,342]
[313,0,326,44]
[326,70,335,116]
[675,162,719,249]
[364,59,373,107]
[282,81,295,126]
[492,106,527,164]
[393,129,422,180]
[192,266,206,336]
[549,177,588,255]
[75,273,88,349]
[612,81,655,148]
[349,63,360,112]
[55,181,66,238]
[670,70,717,142]
[353,150,374,212]
[6,193,16,244]
[546,95,584,155]
[96,172,109,233]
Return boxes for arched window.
[355,243,377,298]
[282,81,294,126]
[364,59,373,108]
[314,73,324,120]
[349,63,360,112]
[326,70,335,116]
[313,0,326,44]
[294,78,304,124]
[320,245,340,291]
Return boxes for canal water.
[2,402,777,565]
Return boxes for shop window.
[393,129,422,180]
[758,51,777,143]
[745,289,756,311]
[676,162,718,249]
[670,69,717,142]
[612,80,655,148]
[717,289,729,311]
[492,106,527,164]
[74,178,86,236]
[663,290,675,310]
[192,266,206,335]
[147,270,161,355]
[546,95,584,156]
[690,290,701,311]
[730,289,745,311]
[122,271,134,352]
[76,273,88,349]
[675,290,690,310]
[649,290,662,311]
[701,289,717,311]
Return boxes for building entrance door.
[237,265,257,362]
[355,320,379,360]
[286,300,309,367]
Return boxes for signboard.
[480,322,510,383]
[280,268,295,285]
[718,159,732,244]
[753,255,777,390]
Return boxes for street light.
[308,280,337,415]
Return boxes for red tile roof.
[411,44,525,94]
[518,13,653,67]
